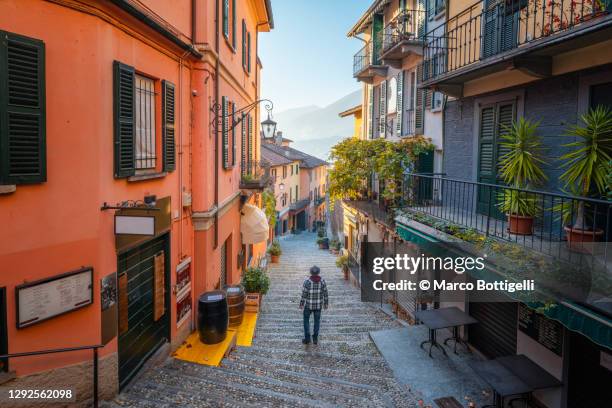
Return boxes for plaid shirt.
[300,277,328,310]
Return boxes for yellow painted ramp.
[172,312,258,366]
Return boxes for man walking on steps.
[300,265,329,345]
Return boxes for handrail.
[0,344,104,408]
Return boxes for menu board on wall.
[17,268,93,329]
[519,303,563,356]
[176,258,192,328]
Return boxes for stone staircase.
[105,233,416,407]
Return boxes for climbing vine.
[328,136,433,205]
[262,190,277,228]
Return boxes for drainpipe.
[214,0,220,249]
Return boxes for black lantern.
[261,113,277,140]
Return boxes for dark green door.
[296,210,307,231]
[0,288,7,372]
[118,235,170,390]
[416,150,435,202]
[477,101,515,218]
[469,301,518,358]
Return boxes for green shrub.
[316,237,329,245]
[336,254,349,269]
[267,240,282,256]
[242,267,270,295]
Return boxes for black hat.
[310,266,320,275]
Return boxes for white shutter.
[368,85,374,139]
[379,80,387,137]
[396,71,404,136]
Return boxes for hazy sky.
[259,0,371,114]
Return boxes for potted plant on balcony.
[242,266,270,312]
[329,239,341,255]
[267,240,282,263]
[558,106,612,251]
[336,254,350,280]
[498,118,547,235]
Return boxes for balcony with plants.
[420,0,612,96]
[353,39,388,83]
[379,9,427,68]
[240,160,272,190]
[398,107,611,314]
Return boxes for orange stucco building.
[0,0,273,403]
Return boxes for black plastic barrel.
[198,291,228,344]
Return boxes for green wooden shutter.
[223,0,229,39]
[162,80,176,172]
[248,114,253,163]
[416,0,426,38]
[425,89,432,110]
[247,32,251,73]
[242,20,246,68]
[0,31,46,184]
[396,71,404,136]
[222,96,229,168]
[415,65,424,135]
[113,61,135,178]
[495,102,515,182]
[372,14,383,65]
[241,113,246,175]
[231,0,236,49]
[231,101,236,167]
[379,81,386,136]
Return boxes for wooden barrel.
[226,285,245,327]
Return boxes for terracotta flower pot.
[270,254,279,263]
[342,266,349,280]
[564,226,604,253]
[507,214,534,235]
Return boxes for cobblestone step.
[110,232,415,407]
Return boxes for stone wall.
[0,353,117,408]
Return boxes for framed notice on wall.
[16,267,93,329]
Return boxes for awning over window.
[241,204,269,244]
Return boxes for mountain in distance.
[273,90,361,161]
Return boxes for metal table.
[470,354,562,408]
[436,307,478,354]
[414,307,478,357]
[414,308,451,357]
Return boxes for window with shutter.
[247,32,252,73]
[242,20,246,69]
[241,113,247,175]
[223,0,229,39]
[231,102,236,167]
[368,85,374,139]
[248,114,253,163]
[231,0,236,49]
[113,61,135,178]
[0,31,46,185]
[396,71,404,136]
[162,80,175,172]
[379,81,387,136]
[425,89,432,110]
[222,96,229,169]
[476,100,515,217]
[415,66,424,135]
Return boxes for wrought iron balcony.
[401,173,611,260]
[380,9,427,67]
[240,161,272,190]
[421,0,612,95]
[289,198,310,212]
[353,40,388,83]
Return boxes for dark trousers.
[303,307,321,340]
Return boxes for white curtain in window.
[135,75,156,169]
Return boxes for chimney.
[275,131,283,146]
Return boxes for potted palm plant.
[267,240,282,263]
[558,106,612,251]
[498,118,547,235]
[242,266,270,312]
[336,254,350,280]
